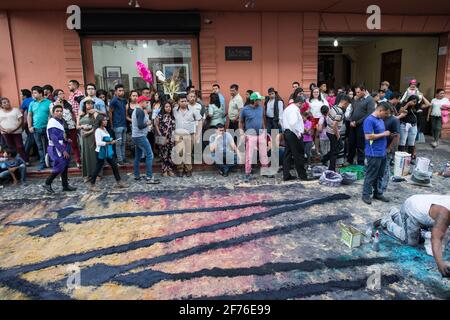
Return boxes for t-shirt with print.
[430,98,450,117]
[303,120,313,142]
[363,114,387,158]
[326,105,344,135]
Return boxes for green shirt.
[29,98,51,129]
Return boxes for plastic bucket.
[394,152,411,176]
[416,157,430,172]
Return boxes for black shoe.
[262,174,275,178]
[362,197,372,205]
[223,172,229,177]
[43,184,55,194]
[134,176,142,181]
[63,185,77,192]
[186,172,192,177]
[177,172,184,177]
[373,195,390,202]
[283,175,297,182]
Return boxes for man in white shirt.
[428,88,450,148]
[282,96,308,181]
[375,194,450,277]
[226,84,244,131]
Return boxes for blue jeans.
[132,136,154,178]
[363,156,387,198]
[212,152,237,174]
[380,153,392,194]
[33,128,47,167]
[0,164,26,182]
[114,127,127,162]
[399,123,418,147]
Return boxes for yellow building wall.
[353,37,439,98]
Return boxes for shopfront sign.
[225,46,252,61]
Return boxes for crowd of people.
[0,79,449,200]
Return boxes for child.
[0,148,26,185]
[302,112,313,167]
[317,105,330,161]
[326,89,336,107]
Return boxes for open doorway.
[318,35,439,99]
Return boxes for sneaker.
[62,185,77,192]
[145,176,161,184]
[43,184,55,194]
[134,176,142,181]
[431,141,437,148]
[218,169,224,176]
[115,181,129,189]
[373,195,390,203]
[223,171,229,177]
[177,172,184,178]
[38,165,47,171]
[117,161,125,166]
[373,211,392,229]
[362,197,372,205]
[185,171,192,177]
[244,174,251,183]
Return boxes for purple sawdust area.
[49,212,350,289]
[112,257,393,289]
[0,193,350,278]
[192,275,402,300]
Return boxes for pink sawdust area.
[0,140,449,300]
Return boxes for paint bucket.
[416,157,430,172]
[394,152,411,177]
[339,222,362,248]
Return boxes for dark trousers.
[283,129,307,180]
[91,156,121,185]
[3,133,28,162]
[45,166,69,187]
[266,117,279,134]
[363,156,387,198]
[322,133,340,172]
[347,125,365,165]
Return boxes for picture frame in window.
[163,63,189,94]
[103,66,122,79]
[132,77,148,91]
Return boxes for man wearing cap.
[380,81,392,101]
[239,92,271,183]
[374,194,450,278]
[131,96,160,184]
[264,88,284,133]
[281,96,308,181]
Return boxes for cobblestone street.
[0,139,449,299]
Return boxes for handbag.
[155,135,168,145]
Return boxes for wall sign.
[225,46,252,61]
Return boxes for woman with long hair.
[77,98,99,183]
[89,115,128,191]
[397,95,420,163]
[207,92,225,129]
[306,87,329,157]
[245,90,253,106]
[155,101,176,177]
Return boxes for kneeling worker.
[374,194,450,277]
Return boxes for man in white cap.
[374,194,450,278]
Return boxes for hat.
[83,97,94,104]
[250,92,264,101]
[137,95,151,104]
[409,79,417,85]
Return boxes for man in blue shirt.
[239,92,271,182]
[109,84,128,165]
[362,103,391,205]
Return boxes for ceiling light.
[333,39,339,47]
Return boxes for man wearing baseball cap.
[239,92,271,183]
[131,95,160,184]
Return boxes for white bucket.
[394,152,411,177]
[416,157,431,172]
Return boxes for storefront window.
[91,39,193,96]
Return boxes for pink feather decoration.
[136,61,153,84]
